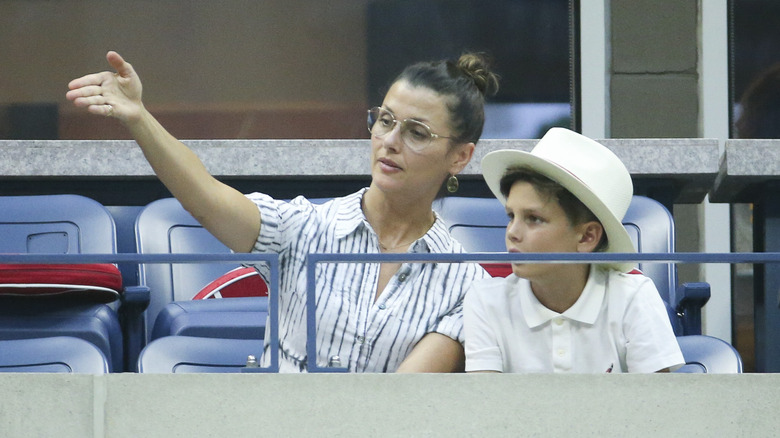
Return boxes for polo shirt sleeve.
[622,276,685,373]
[464,278,505,372]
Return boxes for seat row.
[0,194,741,373]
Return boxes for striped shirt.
[246,188,489,372]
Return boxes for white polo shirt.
[464,265,684,373]
[247,188,489,372]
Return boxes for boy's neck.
[530,264,591,314]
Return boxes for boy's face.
[504,181,594,281]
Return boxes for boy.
[464,128,684,373]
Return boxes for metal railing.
[0,252,281,373]
[6,250,780,373]
[304,251,780,372]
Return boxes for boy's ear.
[577,221,604,253]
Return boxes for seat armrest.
[676,282,711,336]
[119,285,151,371]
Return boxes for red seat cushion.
[480,265,641,278]
[0,263,122,303]
[194,263,513,300]
[481,263,513,278]
[192,266,269,299]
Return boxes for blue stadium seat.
[136,197,329,351]
[434,196,507,252]
[674,335,743,373]
[621,196,710,336]
[0,336,109,373]
[151,296,267,340]
[134,198,252,346]
[137,336,264,373]
[0,194,126,372]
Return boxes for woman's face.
[370,80,472,199]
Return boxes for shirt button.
[356,336,365,344]
[398,273,408,282]
[555,318,564,326]
[558,349,566,356]
[378,304,386,310]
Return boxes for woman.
[67,51,499,372]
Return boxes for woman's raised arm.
[67,51,260,253]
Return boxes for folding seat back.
[621,196,710,336]
[0,336,109,373]
[434,196,507,252]
[0,194,116,254]
[0,194,124,372]
[135,198,242,341]
[136,197,329,346]
[620,196,676,314]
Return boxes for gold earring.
[446,174,459,193]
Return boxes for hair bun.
[457,52,500,97]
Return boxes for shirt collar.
[519,265,607,328]
[333,188,452,254]
[333,188,369,239]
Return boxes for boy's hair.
[499,166,608,252]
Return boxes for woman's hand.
[66,51,143,124]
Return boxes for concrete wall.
[608,0,709,303]
[0,1,370,140]
[2,373,778,437]
[0,0,368,106]
[610,0,700,138]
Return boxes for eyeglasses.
[367,107,453,152]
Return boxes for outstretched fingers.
[66,51,143,121]
[66,73,108,96]
[66,84,103,103]
[106,51,136,80]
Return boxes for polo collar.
[520,265,607,328]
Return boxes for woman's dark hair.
[394,52,500,145]
[499,166,608,252]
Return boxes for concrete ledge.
[711,139,780,202]
[1,373,778,437]
[1,138,720,204]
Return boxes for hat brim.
[481,149,636,272]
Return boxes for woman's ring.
[106,104,114,117]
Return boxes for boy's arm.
[464,283,505,373]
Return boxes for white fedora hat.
[481,127,635,271]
